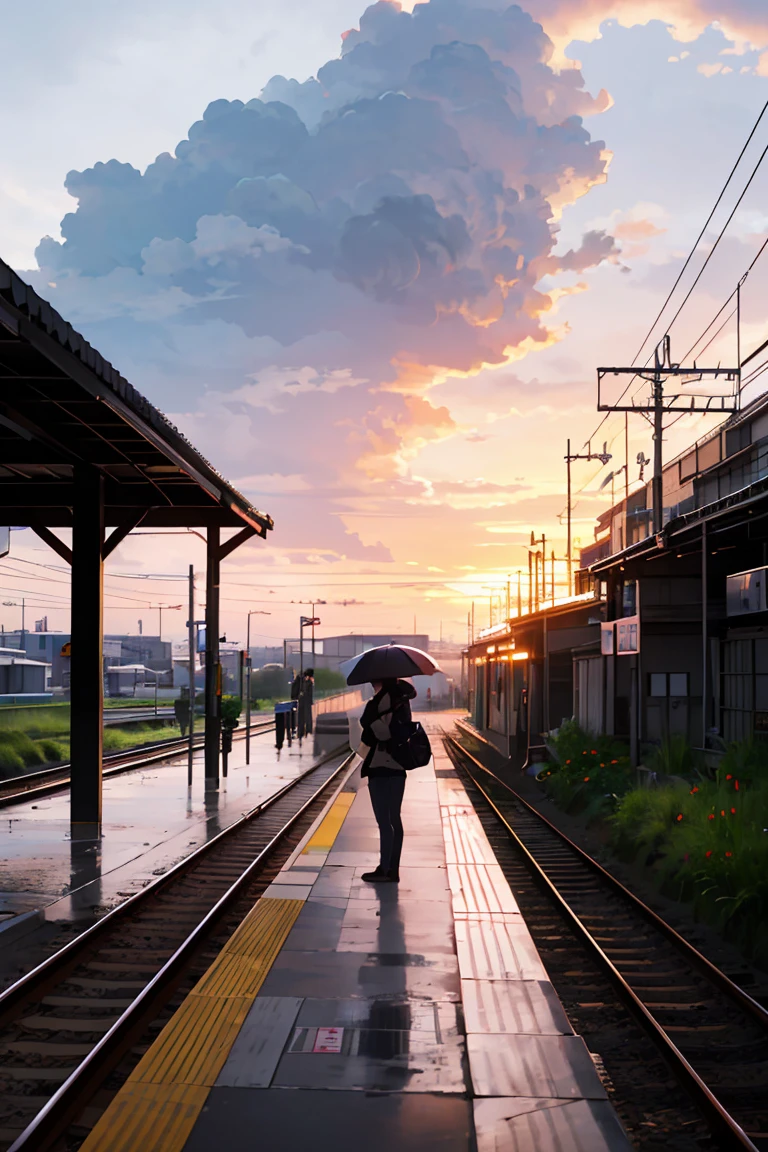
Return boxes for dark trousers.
[367,774,406,873]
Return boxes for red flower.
[721,810,725,817]
[734,779,740,791]
[708,814,715,821]
[725,851,733,858]
[676,813,683,822]
[731,807,736,815]
[705,850,713,858]
[591,749,597,755]
[690,786,699,794]
[565,759,571,765]
[726,774,732,780]
[611,759,618,764]
[583,776,590,782]
[600,762,605,767]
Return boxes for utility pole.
[597,336,739,537]
[565,439,612,593]
[530,533,546,611]
[187,565,194,787]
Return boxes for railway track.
[0,746,354,1151]
[445,731,768,1152]
[0,718,275,807]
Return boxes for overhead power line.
[632,98,768,367]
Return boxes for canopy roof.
[0,260,272,534]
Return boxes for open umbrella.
[342,643,440,685]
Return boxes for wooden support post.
[205,526,221,785]
[70,468,104,833]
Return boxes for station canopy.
[0,259,272,536]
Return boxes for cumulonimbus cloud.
[31,0,622,553]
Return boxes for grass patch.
[0,729,47,777]
[609,739,768,967]
[103,698,158,709]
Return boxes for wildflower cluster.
[543,720,632,817]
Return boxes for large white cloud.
[29,0,621,558]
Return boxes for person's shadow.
[358,885,414,1090]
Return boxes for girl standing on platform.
[358,677,416,884]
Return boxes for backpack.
[388,704,432,770]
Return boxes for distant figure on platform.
[174,688,190,737]
[299,668,314,737]
[290,671,301,736]
[359,677,417,884]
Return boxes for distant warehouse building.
[0,646,51,703]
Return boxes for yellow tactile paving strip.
[80,896,303,1152]
[80,784,357,1152]
[301,790,355,853]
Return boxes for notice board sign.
[616,615,639,655]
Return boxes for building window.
[648,673,689,698]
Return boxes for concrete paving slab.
[467,1034,608,1100]
[473,1098,634,1152]
[215,996,302,1088]
[462,980,574,1036]
[184,1088,473,1152]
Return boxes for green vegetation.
[313,668,347,695]
[103,698,159,708]
[538,723,768,966]
[0,729,46,773]
[610,740,768,965]
[0,701,197,779]
[541,719,634,820]
[221,695,242,727]
[102,722,189,753]
[0,702,70,739]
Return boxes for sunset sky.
[2,0,768,648]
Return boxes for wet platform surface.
[80,717,632,1152]
[0,730,342,925]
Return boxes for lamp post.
[245,609,271,765]
[299,614,321,742]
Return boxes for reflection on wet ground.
[0,732,348,923]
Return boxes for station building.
[467,388,768,764]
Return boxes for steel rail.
[6,748,355,1151]
[0,742,351,1022]
[445,733,761,1152]
[451,722,768,1027]
[0,717,275,807]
